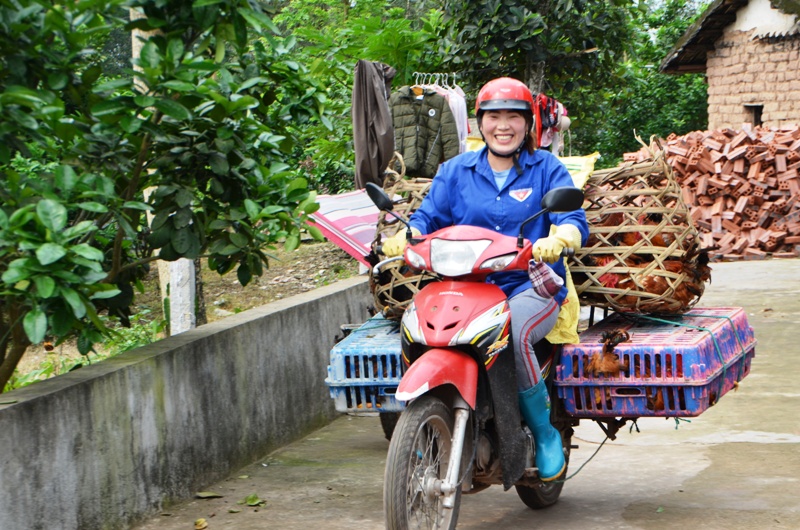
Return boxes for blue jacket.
[409,147,589,304]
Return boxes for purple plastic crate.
[555,307,756,418]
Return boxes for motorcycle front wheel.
[384,395,461,530]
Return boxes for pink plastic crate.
[555,307,756,418]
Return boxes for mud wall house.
[661,0,800,130]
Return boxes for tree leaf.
[36,243,67,265]
[155,99,192,120]
[62,221,97,242]
[237,263,252,286]
[55,165,78,194]
[23,308,47,344]
[244,199,260,219]
[306,225,324,241]
[161,80,195,92]
[139,41,161,69]
[36,200,68,232]
[122,201,153,212]
[78,202,109,213]
[243,494,265,507]
[195,491,224,498]
[209,152,229,175]
[284,233,300,251]
[89,287,122,300]
[230,231,248,248]
[34,276,56,298]
[91,99,128,118]
[60,287,87,319]
[172,228,194,254]
[71,243,104,261]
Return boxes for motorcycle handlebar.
[374,244,575,260]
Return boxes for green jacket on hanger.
[389,86,460,178]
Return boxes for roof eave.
[660,0,748,74]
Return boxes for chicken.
[586,330,631,377]
[647,388,666,412]
[618,213,678,248]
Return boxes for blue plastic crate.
[325,314,405,413]
[555,307,756,418]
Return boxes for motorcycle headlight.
[430,239,492,276]
[479,252,517,272]
[406,247,426,269]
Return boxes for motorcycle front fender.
[395,348,478,409]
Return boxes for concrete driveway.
[133,259,800,530]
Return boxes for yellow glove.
[532,224,582,263]
[382,227,421,257]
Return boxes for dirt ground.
[16,241,362,376]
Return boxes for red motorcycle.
[365,183,584,530]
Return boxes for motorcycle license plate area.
[555,307,756,418]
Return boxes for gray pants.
[508,288,560,391]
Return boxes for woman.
[382,77,589,481]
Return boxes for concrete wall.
[0,277,371,530]
[706,28,800,130]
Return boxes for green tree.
[0,0,327,391]
[572,0,709,165]
[438,0,639,97]
[272,1,444,193]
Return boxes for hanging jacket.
[352,60,396,189]
[388,86,460,178]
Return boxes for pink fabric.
[309,190,379,266]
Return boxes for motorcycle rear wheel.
[380,411,401,441]
[384,395,461,530]
[514,427,571,509]
[514,480,564,509]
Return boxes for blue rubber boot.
[518,380,566,481]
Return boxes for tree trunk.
[0,303,32,393]
[194,257,207,326]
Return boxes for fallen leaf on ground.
[196,491,223,499]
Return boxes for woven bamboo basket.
[369,153,440,320]
[570,139,710,314]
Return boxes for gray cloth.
[508,288,560,390]
[352,60,396,189]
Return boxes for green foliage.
[2,352,94,393]
[437,0,708,167]
[271,0,444,193]
[0,0,328,390]
[569,0,709,166]
[438,0,639,95]
[102,310,166,355]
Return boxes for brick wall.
[707,29,800,130]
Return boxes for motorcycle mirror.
[364,182,414,239]
[540,186,585,213]
[517,186,585,248]
[365,182,394,212]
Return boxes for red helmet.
[475,77,534,115]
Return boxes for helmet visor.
[477,98,532,112]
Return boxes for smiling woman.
[479,110,529,162]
